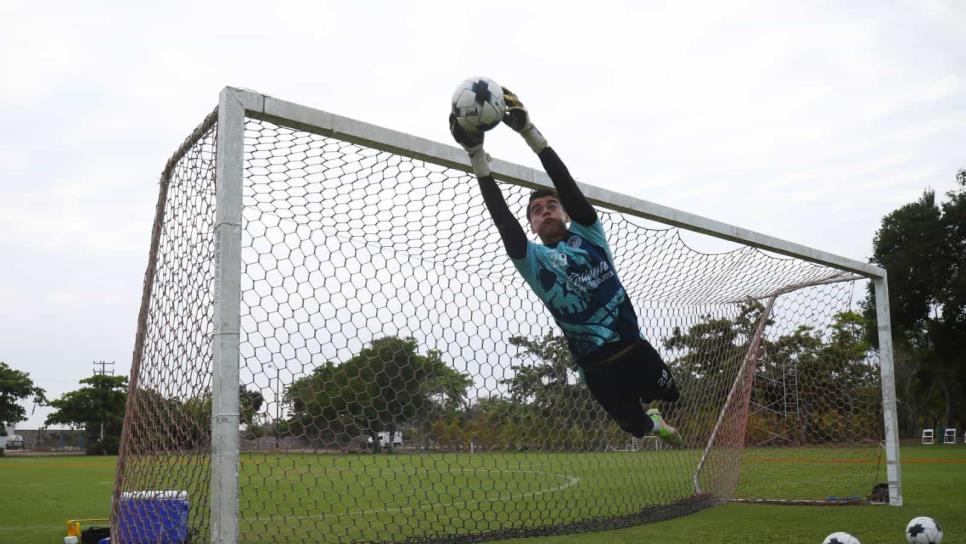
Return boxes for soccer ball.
[906,516,943,544]
[451,77,506,133]
[823,532,860,544]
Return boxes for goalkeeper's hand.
[501,87,548,153]
[449,113,490,177]
[501,87,532,133]
[449,113,484,150]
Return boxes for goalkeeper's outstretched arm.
[477,176,527,259]
[502,88,598,227]
[537,148,597,226]
[448,115,528,260]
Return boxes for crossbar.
[226,86,883,278]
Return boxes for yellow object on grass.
[66,518,108,537]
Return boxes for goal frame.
[201,86,902,543]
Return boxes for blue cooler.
[117,490,189,544]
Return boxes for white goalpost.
[113,87,901,544]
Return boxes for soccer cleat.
[646,408,683,447]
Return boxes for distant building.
[12,429,86,450]
[1,426,24,449]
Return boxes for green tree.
[663,304,879,445]
[286,336,471,451]
[752,323,824,444]
[120,385,263,450]
[504,335,574,405]
[660,302,769,444]
[933,171,966,427]
[181,386,264,425]
[163,385,266,445]
[128,387,205,450]
[794,312,880,443]
[0,362,47,433]
[497,334,611,449]
[46,374,127,455]
[239,386,264,425]
[461,396,543,451]
[867,190,947,336]
[664,301,768,385]
[864,172,966,434]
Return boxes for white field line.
[243,468,581,523]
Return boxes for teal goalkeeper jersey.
[511,220,642,364]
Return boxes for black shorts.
[581,338,679,437]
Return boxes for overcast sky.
[2,0,964,429]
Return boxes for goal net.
[112,89,898,544]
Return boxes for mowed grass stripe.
[233,450,700,542]
[2,454,116,541]
[5,445,962,544]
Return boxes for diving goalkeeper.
[449,88,683,446]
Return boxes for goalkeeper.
[449,88,682,446]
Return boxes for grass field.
[2,445,963,543]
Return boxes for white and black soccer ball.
[906,516,943,544]
[451,77,506,133]
[823,532,860,544]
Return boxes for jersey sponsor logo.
[566,235,581,248]
[567,260,616,290]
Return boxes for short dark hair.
[527,188,560,222]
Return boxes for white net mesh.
[113,111,886,544]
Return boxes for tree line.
[863,170,966,434]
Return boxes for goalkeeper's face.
[528,196,570,245]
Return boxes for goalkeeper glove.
[449,113,491,178]
[501,87,548,153]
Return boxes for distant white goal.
[113,87,901,544]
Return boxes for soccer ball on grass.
[822,532,860,544]
[451,77,505,133]
[906,516,943,544]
